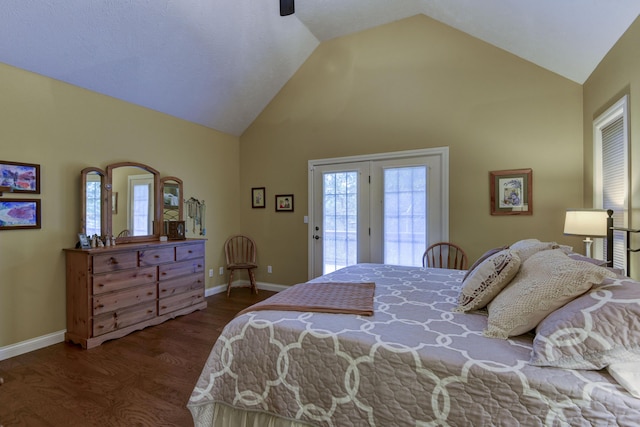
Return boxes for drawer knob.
[109,257,118,265]
[97,304,104,308]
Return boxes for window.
[593,95,628,270]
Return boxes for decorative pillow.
[566,252,626,276]
[509,238,560,262]
[530,276,640,369]
[483,249,617,339]
[462,246,509,282]
[454,249,521,312]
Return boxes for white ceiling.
[1,1,638,136]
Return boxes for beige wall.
[240,15,584,286]
[0,62,241,348]
[583,16,640,277]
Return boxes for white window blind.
[594,95,628,271]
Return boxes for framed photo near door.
[275,194,294,212]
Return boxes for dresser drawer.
[176,243,204,261]
[159,273,204,298]
[139,247,175,266]
[93,251,138,274]
[159,288,204,315]
[93,301,157,337]
[93,266,157,295]
[159,258,204,281]
[93,283,157,316]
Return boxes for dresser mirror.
[81,167,106,237]
[161,177,183,222]
[82,161,183,244]
[106,162,161,243]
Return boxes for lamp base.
[583,237,594,258]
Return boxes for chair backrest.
[224,235,257,265]
[423,242,468,270]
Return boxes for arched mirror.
[161,176,183,222]
[81,167,106,236]
[106,162,161,243]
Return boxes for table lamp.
[564,209,608,258]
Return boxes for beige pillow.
[483,249,617,339]
[509,238,559,262]
[454,249,521,312]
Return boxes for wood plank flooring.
[0,289,275,427]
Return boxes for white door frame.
[307,147,449,280]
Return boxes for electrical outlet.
[267,265,272,273]
[219,267,224,275]
[208,269,214,277]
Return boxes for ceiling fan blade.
[280,0,294,16]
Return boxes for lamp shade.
[564,209,608,237]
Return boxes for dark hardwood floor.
[0,289,275,427]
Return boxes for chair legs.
[226,269,235,297]
[226,268,259,297]
[248,268,258,295]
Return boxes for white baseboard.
[0,330,65,361]
[1,281,287,361]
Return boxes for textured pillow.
[509,238,559,262]
[462,246,509,282]
[454,249,521,312]
[566,252,626,276]
[483,249,617,339]
[530,277,640,369]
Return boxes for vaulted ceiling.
[1,1,638,136]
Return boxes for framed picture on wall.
[252,187,265,208]
[0,160,40,194]
[275,194,294,212]
[489,168,533,215]
[0,199,41,230]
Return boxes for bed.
[188,240,640,426]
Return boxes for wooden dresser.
[64,239,207,349]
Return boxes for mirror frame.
[80,167,106,236]
[106,161,162,244]
[161,176,184,223]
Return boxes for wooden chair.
[422,242,468,270]
[224,235,258,297]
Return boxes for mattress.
[188,263,640,426]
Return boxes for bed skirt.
[189,402,315,427]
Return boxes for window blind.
[601,116,626,270]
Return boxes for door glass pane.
[383,166,427,266]
[323,171,358,274]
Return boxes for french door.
[308,148,448,279]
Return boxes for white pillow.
[454,249,521,312]
[483,249,617,339]
[608,362,640,399]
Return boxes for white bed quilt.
[188,263,640,426]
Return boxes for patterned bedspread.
[188,264,640,426]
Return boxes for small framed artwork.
[78,233,91,249]
[490,168,533,216]
[0,160,40,194]
[0,199,41,230]
[275,194,294,212]
[112,192,118,214]
[252,187,265,208]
